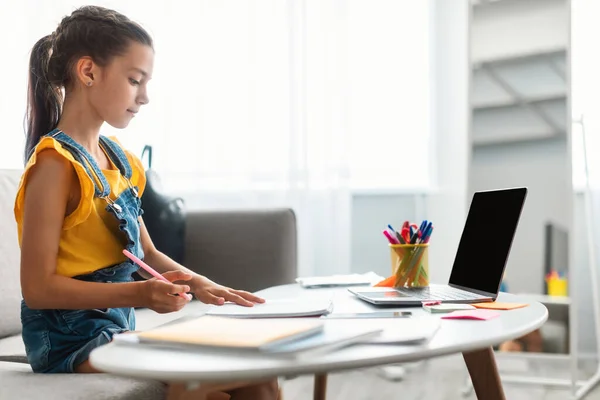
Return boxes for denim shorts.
[21,262,138,373]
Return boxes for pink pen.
[383,230,400,244]
[122,249,192,300]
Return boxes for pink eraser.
[441,309,500,320]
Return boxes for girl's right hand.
[140,271,192,314]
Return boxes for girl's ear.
[75,56,97,87]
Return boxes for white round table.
[90,284,548,400]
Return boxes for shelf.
[472,92,566,111]
[472,130,564,147]
[471,0,520,7]
[472,47,566,68]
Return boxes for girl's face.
[91,41,154,129]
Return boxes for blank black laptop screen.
[448,188,527,294]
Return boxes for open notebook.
[205,298,333,318]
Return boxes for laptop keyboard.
[396,286,485,301]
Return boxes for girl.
[16,6,279,400]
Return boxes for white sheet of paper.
[296,272,384,288]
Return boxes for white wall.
[426,0,471,284]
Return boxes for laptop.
[348,187,528,306]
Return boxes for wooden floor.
[281,354,600,400]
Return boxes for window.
[1,0,432,193]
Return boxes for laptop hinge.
[449,283,497,299]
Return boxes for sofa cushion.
[0,333,26,358]
[0,170,24,338]
[0,362,165,400]
[184,209,297,292]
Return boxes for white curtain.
[572,0,600,190]
[1,0,432,277]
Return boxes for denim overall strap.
[46,130,111,199]
[98,136,140,199]
[98,136,132,179]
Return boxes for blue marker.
[418,220,428,237]
[421,222,433,243]
[424,224,434,243]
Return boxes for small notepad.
[441,309,500,320]
[471,302,528,310]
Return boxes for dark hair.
[25,5,153,163]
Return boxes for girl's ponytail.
[25,34,62,163]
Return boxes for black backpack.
[139,145,186,264]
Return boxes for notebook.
[205,298,333,318]
[118,316,325,351]
[114,316,383,358]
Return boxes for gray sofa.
[0,169,297,399]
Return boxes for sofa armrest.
[183,208,297,292]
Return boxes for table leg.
[313,374,328,400]
[462,347,506,400]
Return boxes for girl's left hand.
[189,274,265,307]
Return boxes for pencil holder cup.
[547,278,568,297]
[390,244,429,288]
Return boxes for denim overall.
[20,130,144,373]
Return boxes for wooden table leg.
[313,374,328,400]
[463,347,506,400]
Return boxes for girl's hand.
[140,271,193,313]
[189,275,265,307]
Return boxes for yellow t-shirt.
[14,136,147,278]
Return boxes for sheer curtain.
[572,0,600,190]
[1,1,432,277]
